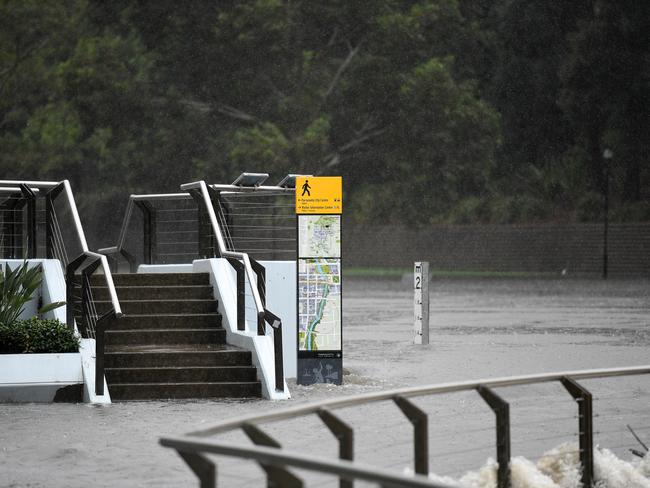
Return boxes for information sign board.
[296,177,343,385]
[295,176,342,214]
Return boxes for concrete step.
[110,313,222,330]
[94,285,214,301]
[105,366,257,384]
[104,345,253,368]
[109,381,261,400]
[96,299,217,315]
[90,273,210,287]
[105,328,226,346]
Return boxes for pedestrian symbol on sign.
[301,179,311,196]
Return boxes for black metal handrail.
[65,250,120,396]
[98,193,194,271]
[162,365,650,488]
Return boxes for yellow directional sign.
[295,176,342,214]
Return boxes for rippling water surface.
[1,277,648,487]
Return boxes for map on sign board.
[298,215,341,258]
[298,258,341,351]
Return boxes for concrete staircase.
[88,273,261,400]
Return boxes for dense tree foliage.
[1,0,648,242]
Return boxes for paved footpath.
[1,278,649,487]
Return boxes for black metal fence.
[161,366,650,488]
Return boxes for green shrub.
[0,260,65,325]
[0,318,80,354]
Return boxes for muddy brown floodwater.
[1,277,649,487]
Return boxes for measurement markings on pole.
[413,261,429,345]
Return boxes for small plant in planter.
[0,318,80,354]
[0,260,72,354]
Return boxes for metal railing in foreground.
[0,179,122,396]
[181,180,286,393]
[160,365,650,488]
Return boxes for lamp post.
[602,149,613,279]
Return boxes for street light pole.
[602,149,613,279]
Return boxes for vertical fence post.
[178,451,216,488]
[95,310,116,396]
[120,249,137,273]
[477,385,510,488]
[45,183,65,259]
[19,184,37,258]
[393,395,429,476]
[317,408,354,488]
[561,377,594,487]
[250,258,267,306]
[413,261,429,345]
[135,201,156,265]
[242,423,303,488]
[251,259,267,336]
[226,258,246,331]
[65,254,87,330]
[264,310,284,392]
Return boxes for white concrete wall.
[259,261,296,379]
[0,353,82,402]
[41,260,66,323]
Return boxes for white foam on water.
[593,447,650,488]
[421,443,650,488]
[536,443,582,487]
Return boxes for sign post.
[296,177,343,385]
[414,261,429,345]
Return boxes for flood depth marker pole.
[414,261,429,344]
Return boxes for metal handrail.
[181,181,267,316]
[162,365,650,487]
[0,179,121,315]
[210,183,295,194]
[1,179,122,397]
[98,192,191,257]
[188,364,650,437]
[160,437,455,488]
[1,180,89,249]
